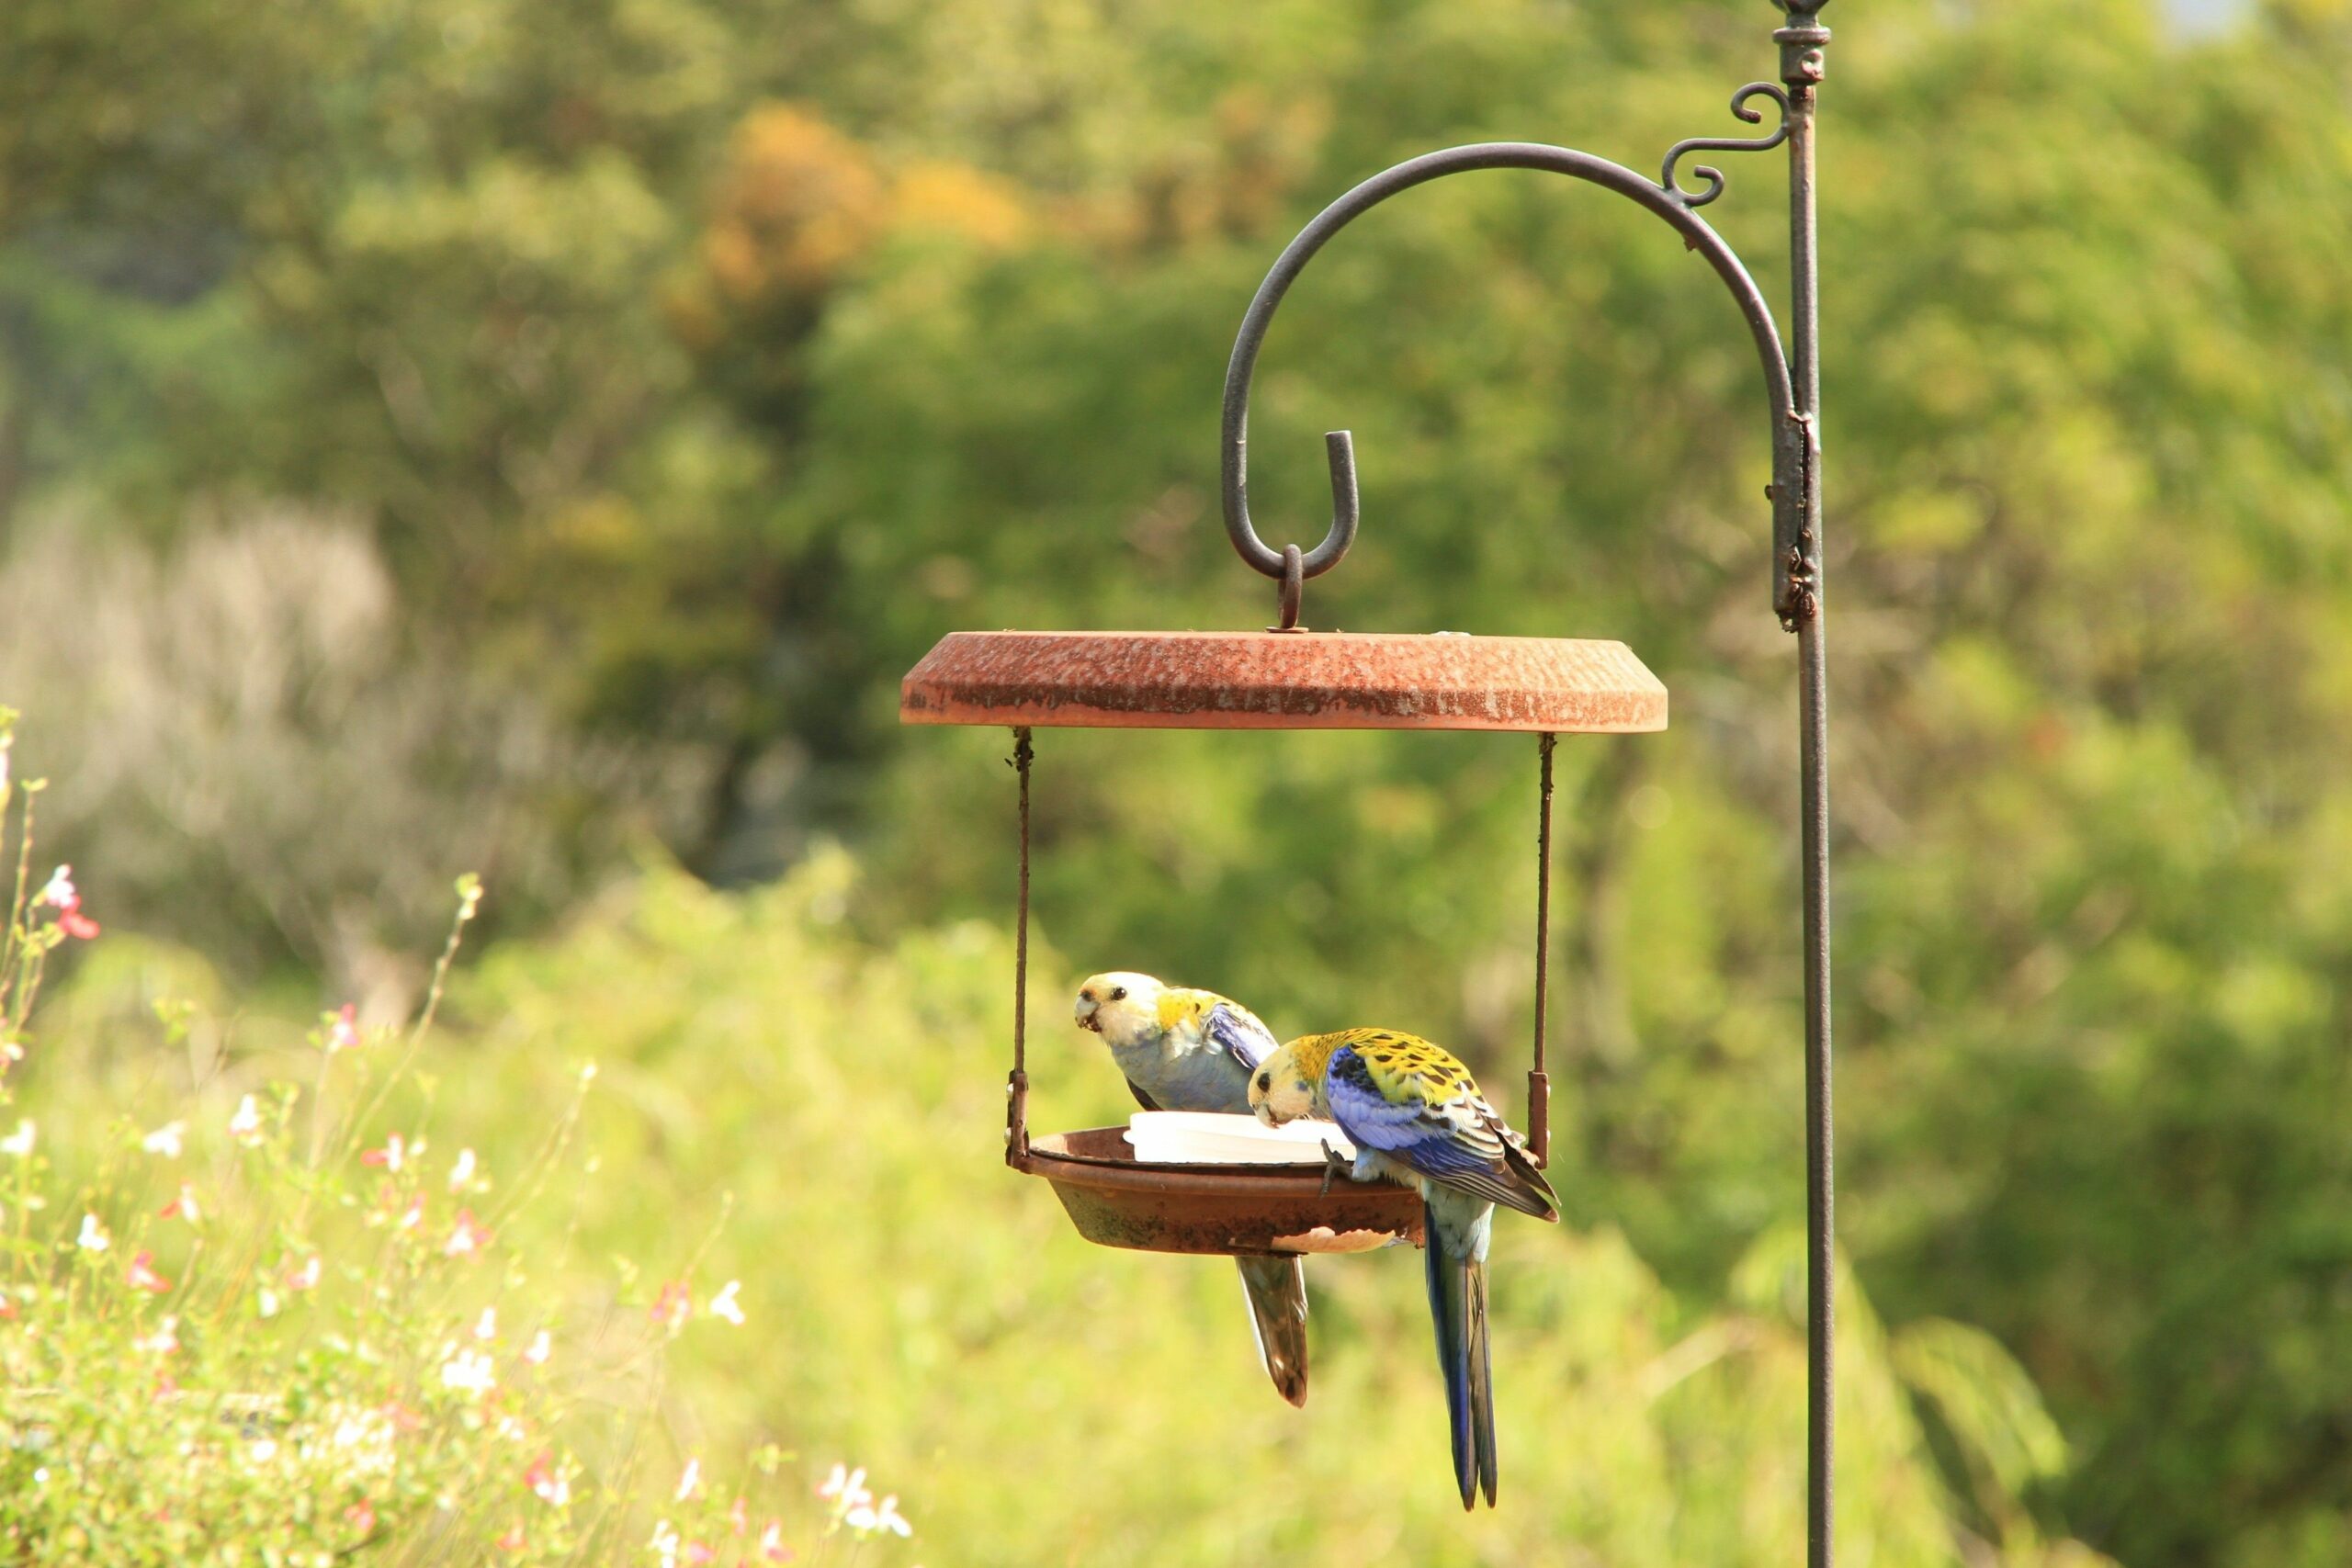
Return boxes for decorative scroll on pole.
[1213,1,1835,1558]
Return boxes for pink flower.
[127,1250,171,1293]
[686,1545,717,1566]
[40,867,98,940]
[759,1521,793,1562]
[729,1496,749,1536]
[326,1004,361,1054]
[0,1292,16,1321]
[346,1498,377,1535]
[650,1280,691,1330]
[445,1209,492,1258]
[158,1183,202,1226]
[496,1525,526,1551]
[361,1133,406,1172]
[525,1451,571,1507]
[286,1255,322,1292]
[379,1400,424,1433]
[393,1190,424,1231]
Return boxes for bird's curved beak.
[1074,997,1100,1032]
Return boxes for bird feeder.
[904,2,1839,1557]
[902,632,1664,1258]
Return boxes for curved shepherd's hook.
[1220,122,1813,623]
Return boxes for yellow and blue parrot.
[1249,1027,1557,1508]
[1074,971,1311,1407]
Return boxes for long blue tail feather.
[1424,1196,1494,1509]
[1470,1256,1497,1506]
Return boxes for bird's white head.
[1073,972,1166,1050]
[1249,1039,1321,1127]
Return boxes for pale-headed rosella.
[1073,971,1312,1407]
[1250,1027,1556,1508]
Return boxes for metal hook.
[1271,544,1306,631]
[1217,141,1804,619]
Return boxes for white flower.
[257,1288,281,1320]
[524,1329,551,1367]
[1,1120,33,1157]
[439,1347,496,1397]
[75,1213,109,1252]
[141,1121,186,1158]
[160,1182,201,1225]
[848,1494,913,1539]
[648,1519,681,1565]
[708,1280,745,1325]
[287,1255,322,1292]
[447,1147,477,1191]
[674,1458,702,1502]
[474,1307,498,1341]
[229,1095,265,1145]
[819,1463,872,1517]
[38,866,75,908]
[132,1314,180,1355]
[247,1438,279,1464]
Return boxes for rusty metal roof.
[900,630,1668,733]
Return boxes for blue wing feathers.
[1204,1001,1277,1073]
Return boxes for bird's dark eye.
[1108,986,1127,1001]
[1255,1072,1271,1092]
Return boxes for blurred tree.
[1,0,2349,1560]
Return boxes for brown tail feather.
[1235,1255,1310,1407]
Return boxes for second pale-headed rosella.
[1074,971,1311,1407]
[1249,1027,1557,1508]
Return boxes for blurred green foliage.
[21,853,2104,1564]
[4,0,2351,1561]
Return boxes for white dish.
[1123,1111,1358,1167]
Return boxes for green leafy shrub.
[0,713,919,1565]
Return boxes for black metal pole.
[1775,5,1834,1566]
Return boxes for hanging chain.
[1006,728,1035,1166]
[1528,731,1556,1168]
